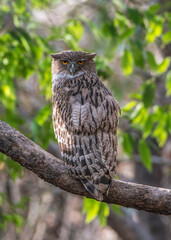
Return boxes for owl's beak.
[70,63,76,74]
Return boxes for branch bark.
[0,121,170,215]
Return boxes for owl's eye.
[78,60,84,65]
[62,60,68,65]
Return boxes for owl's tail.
[81,176,110,201]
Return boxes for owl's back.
[52,73,120,201]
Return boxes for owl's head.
[51,50,96,77]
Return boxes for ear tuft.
[50,53,61,59]
[86,52,96,59]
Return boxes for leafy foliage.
[166,71,171,96]
[0,193,28,231]
[83,198,109,226]
[138,139,152,172]
[0,0,171,230]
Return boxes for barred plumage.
[51,51,120,201]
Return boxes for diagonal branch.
[0,121,170,215]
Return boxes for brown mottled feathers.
[51,51,120,201]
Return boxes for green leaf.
[64,20,84,49]
[131,45,145,68]
[30,121,39,139]
[152,115,168,147]
[138,139,152,172]
[127,8,143,25]
[2,214,13,222]
[114,12,130,29]
[162,31,171,45]
[143,114,154,138]
[166,112,171,133]
[146,51,170,74]
[122,133,134,156]
[130,92,142,100]
[119,27,135,41]
[121,49,133,76]
[0,81,16,110]
[35,104,51,126]
[132,107,148,126]
[146,51,157,70]
[123,101,137,112]
[95,56,113,79]
[12,214,23,228]
[101,22,117,38]
[13,0,26,14]
[0,213,23,231]
[98,203,109,226]
[145,16,164,43]
[164,12,171,23]
[130,103,143,120]
[142,81,155,108]
[83,198,100,223]
[165,71,171,96]
[148,3,160,14]
[153,126,167,147]
[157,57,170,74]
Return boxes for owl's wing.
[64,95,120,201]
[71,95,120,133]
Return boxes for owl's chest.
[53,92,72,128]
[52,81,107,136]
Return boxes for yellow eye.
[78,60,84,65]
[62,60,68,65]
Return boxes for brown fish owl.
[51,51,120,201]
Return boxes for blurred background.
[0,0,171,239]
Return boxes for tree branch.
[0,121,170,215]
